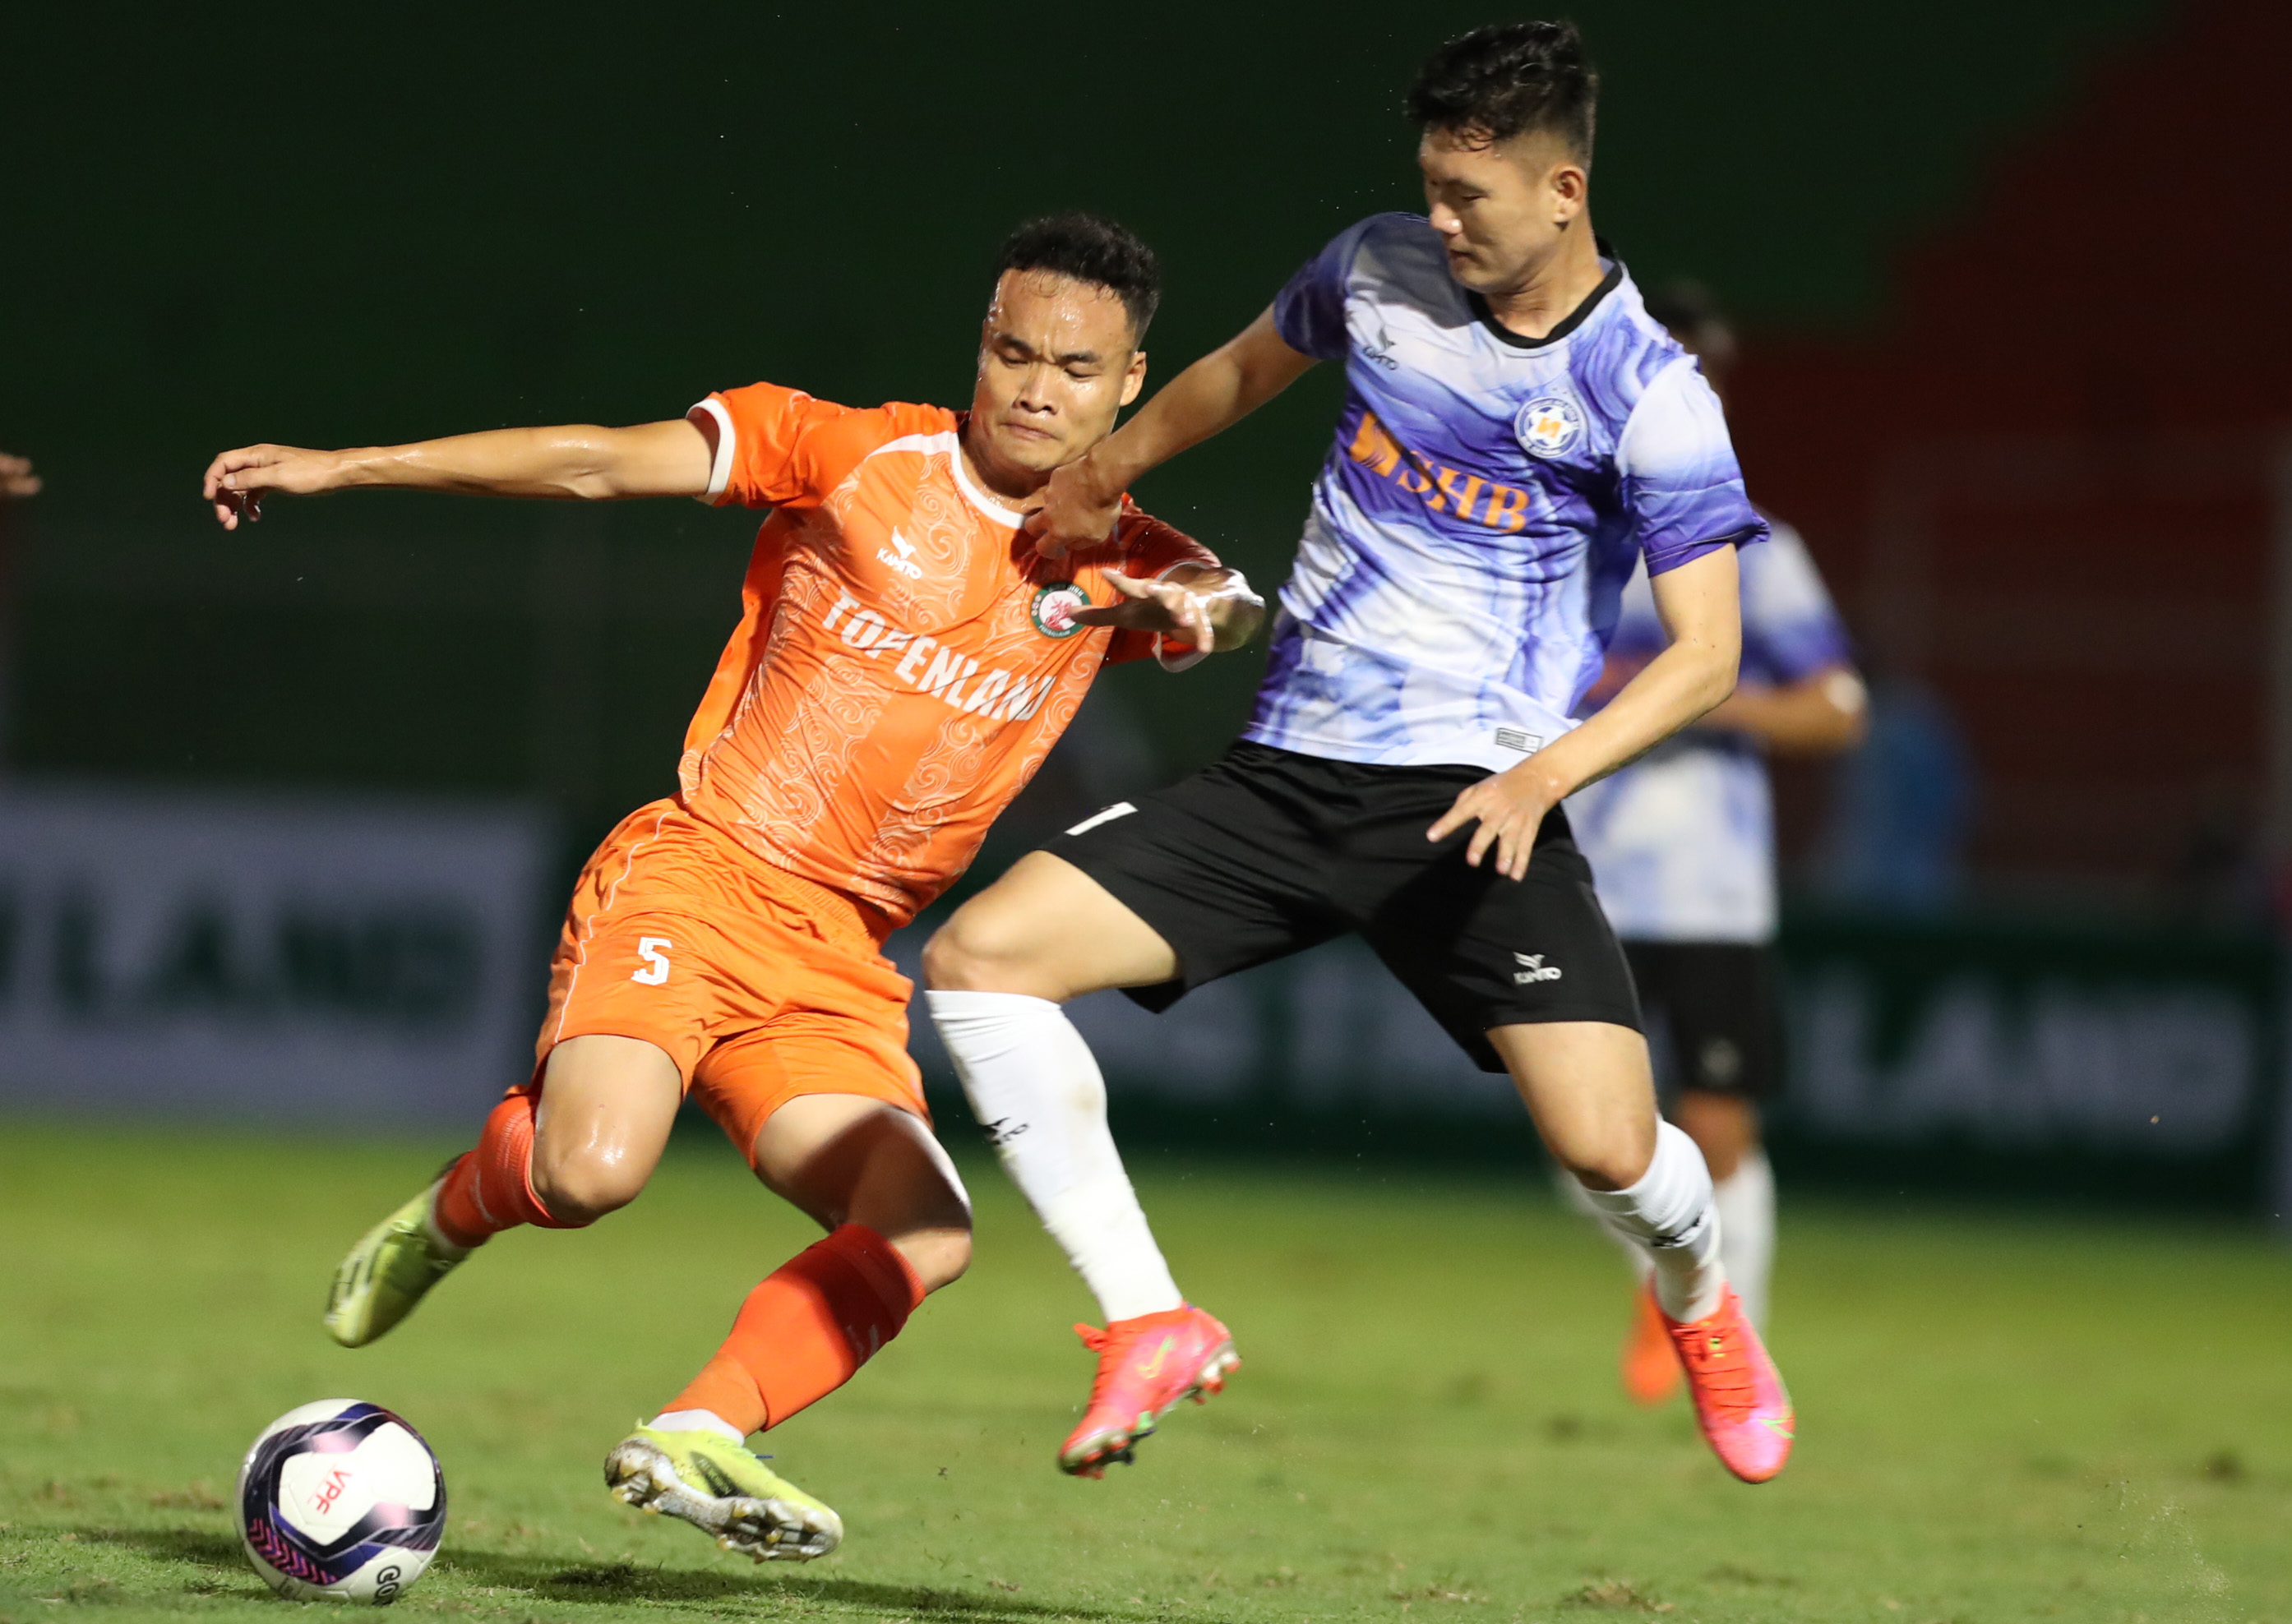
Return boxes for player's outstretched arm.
[201,419,714,530]
[1701,663,1868,754]
[1031,309,1316,556]
[1428,545,1744,879]
[1070,565,1264,655]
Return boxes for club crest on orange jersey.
[1514,394,1584,459]
[1032,583,1089,639]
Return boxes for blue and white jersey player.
[1250,212,1764,772]
[927,21,1800,1489]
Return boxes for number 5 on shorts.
[631,937,673,985]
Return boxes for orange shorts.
[526,799,927,1165]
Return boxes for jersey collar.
[950,415,1030,529]
[1467,239,1625,351]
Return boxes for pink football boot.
[1059,1305,1240,1478]
[1663,1287,1795,1483]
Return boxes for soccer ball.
[233,1400,446,1603]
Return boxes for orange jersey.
[678,383,1216,926]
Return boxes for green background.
[3,0,2166,840]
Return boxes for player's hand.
[201,445,345,530]
[0,453,40,500]
[1024,457,1122,561]
[1069,570,1218,653]
[1426,760,1564,882]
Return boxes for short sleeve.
[1272,219,1374,362]
[1614,359,1768,574]
[686,382,853,509]
[1741,522,1851,681]
[1106,510,1222,669]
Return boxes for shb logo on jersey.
[1032,582,1090,639]
[1514,395,1585,459]
[1513,953,1564,985]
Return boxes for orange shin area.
[667,1224,927,1437]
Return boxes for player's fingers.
[1463,818,1498,869]
[1428,780,1498,842]
[1499,818,1528,881]
[202,448,260,501]
[1426,789,1480,843]
[1100,570,1153,600]
[1164,591,1206,646]
[1022,507,1070,560]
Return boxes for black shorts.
[1043,740,1641,1073]
[1621,940,1782,1100]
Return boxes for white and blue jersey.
[1247,212,1768,773]
[1568,520,1851,942]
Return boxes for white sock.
[1712,1148,1775,1331]
[1555,1165,1654,1280]
[926,990,1183,1323]
[649,1408,745,1443]
[1577,1122,1726,1323]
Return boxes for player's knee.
[529,1147,645,1225]
[896,1225,973,1294]
[922,904,1046,994]
[1555,1129,1657,1193]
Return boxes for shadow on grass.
[446,1549,1148,1621]
[73,1526,1144,1622]
[74,1525,243,1571]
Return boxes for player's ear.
[1550,157,1588,223]
[1120,348,1147,408]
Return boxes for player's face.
[970,271,1148,490]
[1418,127,1587,295]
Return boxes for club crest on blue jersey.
[1514,395,1585,459]
[1032,582,1089,639]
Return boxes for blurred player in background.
[927,22,1797,1487]
[200,215,1260,1562]
[1566,281,1867,1402]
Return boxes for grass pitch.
[2,1120,2289,1624]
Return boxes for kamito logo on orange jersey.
[821,593,1053,722]
[1347,411,1534,533]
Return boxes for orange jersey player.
[200,214,1263,1562]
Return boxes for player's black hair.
[1641,279,1726,344]
[1406,20,1598,162]
[993,214,1162,344]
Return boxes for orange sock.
[433,1093,586,1248]
[665,1225,925,1437]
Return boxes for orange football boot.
[1621,1280,1683,1405]
[1664,1286,1795,1483]
[1059,1304,1240,1478]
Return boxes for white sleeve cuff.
[686,398,737,504]
[1152,559,1214,672]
